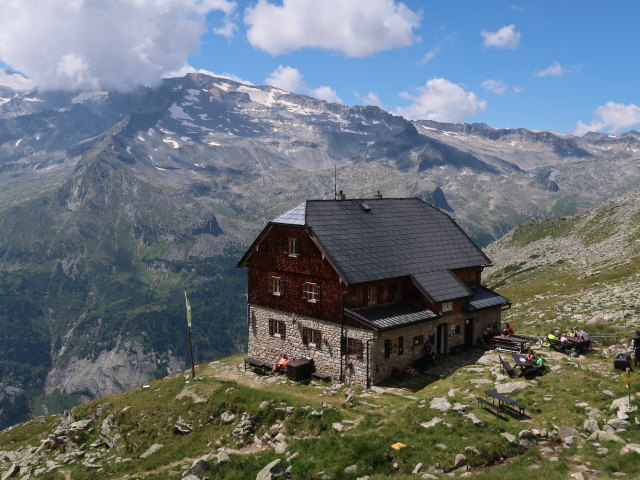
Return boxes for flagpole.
[185,291,196,379]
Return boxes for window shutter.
[280,278,284,296]
[341,337,346,355]
[267,277,273,294]
[302,327,308,344]
[269,319,274,336]
[384,339,391,359]
[398,336,404,355]
[356,340,363,359]
[315,284,320,302]
[302,283,307,300]
[281,323,286,339]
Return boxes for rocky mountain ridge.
[1,72,639,427]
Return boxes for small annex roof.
[345,302,439,331]
[272,202,305,225]
[465,286,510,311]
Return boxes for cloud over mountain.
[0,0,235,91]
[574,101,640,135]
[245,0,420,57]
[395,78,486,122]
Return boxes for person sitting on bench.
[272,354,289,373]
[559,333,569,344]
[524,354,545,376]
[423,342,437,365]
[525,349,535,362]
[501,323,513,337]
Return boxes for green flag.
[184,291,192,328]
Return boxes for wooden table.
[492,335,528,353]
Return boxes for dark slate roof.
[465,287,510,311]
[300,198,491,301]
[345,302,438,331]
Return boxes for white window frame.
[442,301,453,313]
[269,276,283,296]
[288,237,299,257]
[304,282,319,303]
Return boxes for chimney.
[374,190,383,199]
[335,189,346,200]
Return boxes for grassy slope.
[1,347,637,480]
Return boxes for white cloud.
[356,91,383,108]
[265,65,306,92]
[0,0,236,91]
[481,24,521,49]
[420,47,439,64]
[309,86,342,104]
[265,65,341,103]
[573,101,640,135]
[534,61,568,77]
[395,78,487,122]
[245,0,420,57]
[163,64,252,85]
[0,70,34,90]
[482,79,508,95]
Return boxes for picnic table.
[492,335,528,353]
[484,390,526,417]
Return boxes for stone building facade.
[238,197,510,387]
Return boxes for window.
[268,318,286,338]
[413,335,424,346]
[288,237,299,257]
[303,282,320,303]
[387,283,399,302]
[384,336,404,358]
[367,285,377,305]
[342,337,363,359]
[302,327,322,348]
[267,276,283,296]
[442,301,453,313]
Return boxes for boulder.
[420,417,442,429]
[216,452,231,464]
[501,432,516,443]
[183,458,211,478]
[140,444,163,459]
[583,420,599,434]
[344,464,357,473]
[453,454,467,469]
[495,381,531,394]
[256,459,283,480]
[607,418,630,430]
[429,398,451,411]
[412,463,423,474]
[557,426,580,443]
[221,411,236,424]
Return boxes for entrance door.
[464,318,474,350]
[436,323,448,354]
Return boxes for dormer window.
[442,301,453,313]
[288,237,299,257]
[367,285,377,305]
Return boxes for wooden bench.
[476,397,503,417]
[485,390,526,417]
[244,357,273,373]
[311,371,331,382]
[499,355,517,377]
[547,338,572,353]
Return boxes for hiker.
[272,353,289,373]
[525,349,535,363]
[501,322,513,337]
[423,342,437,365]
[547,330,558,341]
[559,333,569,344]
[576,328,592,352]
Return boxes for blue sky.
[1,0,639,135]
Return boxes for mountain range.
[1,71,639,427]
